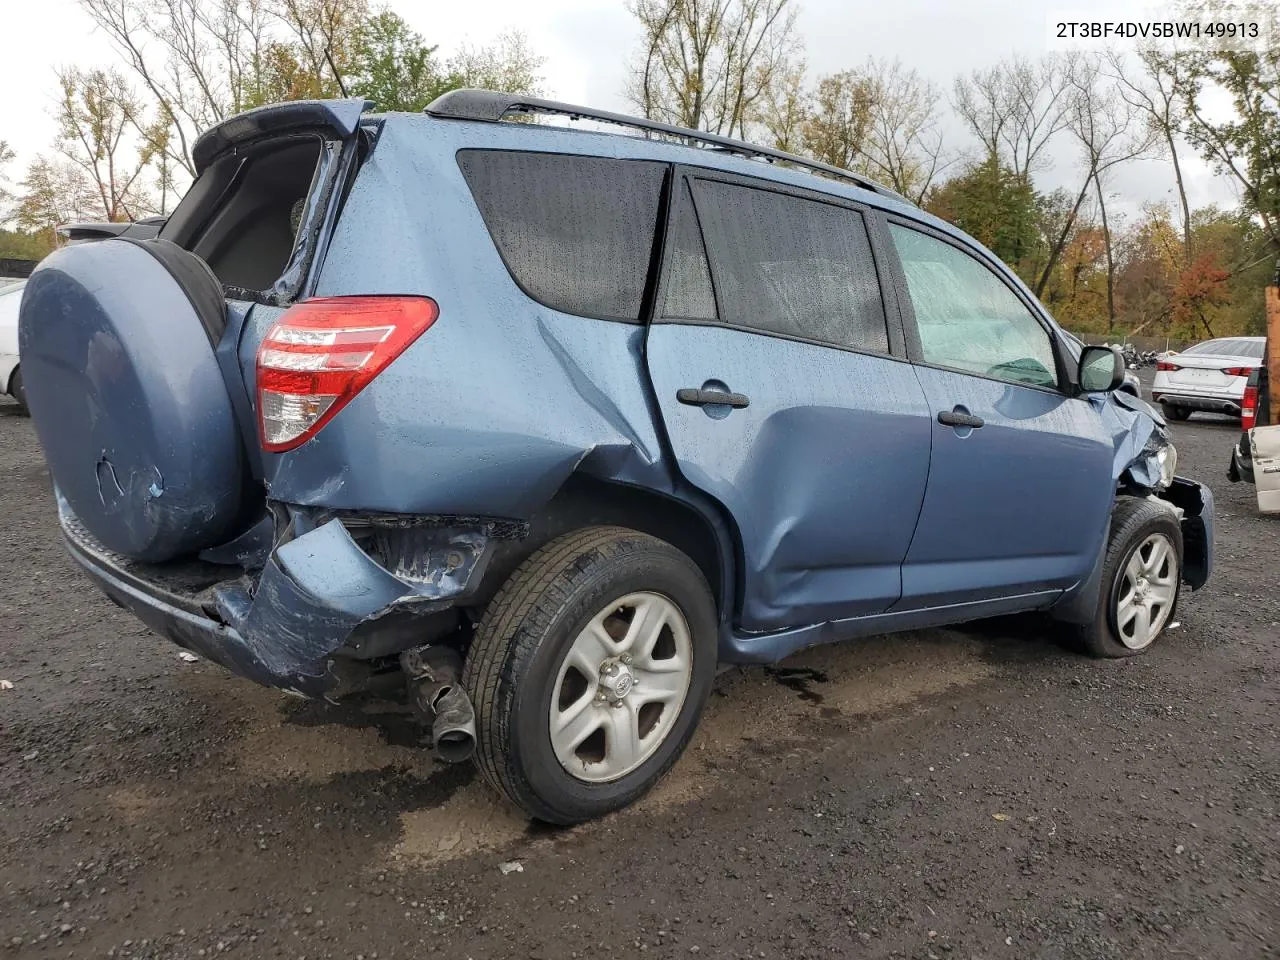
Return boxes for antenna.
[325,46,350,99]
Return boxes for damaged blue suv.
[19,91,1213,824]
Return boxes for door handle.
[937,410,984,429]
[677,388,750,409]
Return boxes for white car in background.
[0,279,27,414]
[1151,336,1266,421]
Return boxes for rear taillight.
[256,296,439,451]
[1242,384,1258,430]
[1221,366,1253,377]
[1156,360,1180,372]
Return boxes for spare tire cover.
[19,238,246,563]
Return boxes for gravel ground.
[1,390,1277,960]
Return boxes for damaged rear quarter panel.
[255,119,672,516]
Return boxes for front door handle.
[937,410,984,429]
[677,388,750,409]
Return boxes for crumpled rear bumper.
[59,496,496,697]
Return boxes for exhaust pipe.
[400,645,476,763]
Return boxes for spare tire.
[20,238,249,563]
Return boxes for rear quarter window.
[457,151,667,323]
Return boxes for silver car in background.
[1152,336,1265,421]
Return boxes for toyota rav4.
[19,91,1214,824]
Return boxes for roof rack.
[424,89,907,203]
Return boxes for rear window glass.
[691,179,888,352]
[458,151,667,322]
[660,180,717,320]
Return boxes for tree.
[1173,253,1232,338]
[625,0,800,138]
[348,10,447,111]
[856,59,947,203]
[448,30,544,95]
[926,156,1042,278]
[1036,55,1155,317]
[801,70,872,169]
[1176,45,1280,250]
[53,67,157,222]
[1108,49,1194,258]
[13,157,96,247]
[0,140,14,212]
[758,60,806,152]
[953,54,1074,183]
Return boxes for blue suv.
[19,91,1214,824]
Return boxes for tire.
[9,367,27,416]
[1072,497,1183,659]
[1161,403,1191,421]
[463,526,718,824]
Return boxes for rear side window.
[690,179,888,352]
[660,180,717,320]
[458,151,667,322]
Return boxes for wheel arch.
[468,472,743,637]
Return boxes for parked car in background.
[1152,336,1265,421]
[0,279,27,413]
[1228,365,1268,484]
[18,92,1215,824]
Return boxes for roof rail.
[424,89,907,203]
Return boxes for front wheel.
[463,526,718,824]
[1073,498,1183,658]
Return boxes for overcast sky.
[0,0,1244,220]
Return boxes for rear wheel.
[1072,498,1182,658]
[463,526,717,824]
[9,367,27,415]
[1161,403,1191,421]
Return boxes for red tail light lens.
[1221,366,1252,377]
[1242,385,1258,430]
[1156,360,1180,371]
[256,296,439,452]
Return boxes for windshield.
[1181,337,1264,359]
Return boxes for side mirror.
[1078,344,1125,393]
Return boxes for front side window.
[890,224,1058,389]
[691,179,889,353]
[458,150,667,322]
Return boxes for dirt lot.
[2,393,1277,960]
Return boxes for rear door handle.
[677,388,750,409]
[937,410,984,429]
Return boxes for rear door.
[884,220,1115,610]
[644,170,933,632]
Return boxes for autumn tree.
[801,70,871,169]
[1037,54,1155,322]
[1173,253,1232,338]
[53,67,158,222]
[13,158,96,247]
[626,0,801,138]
